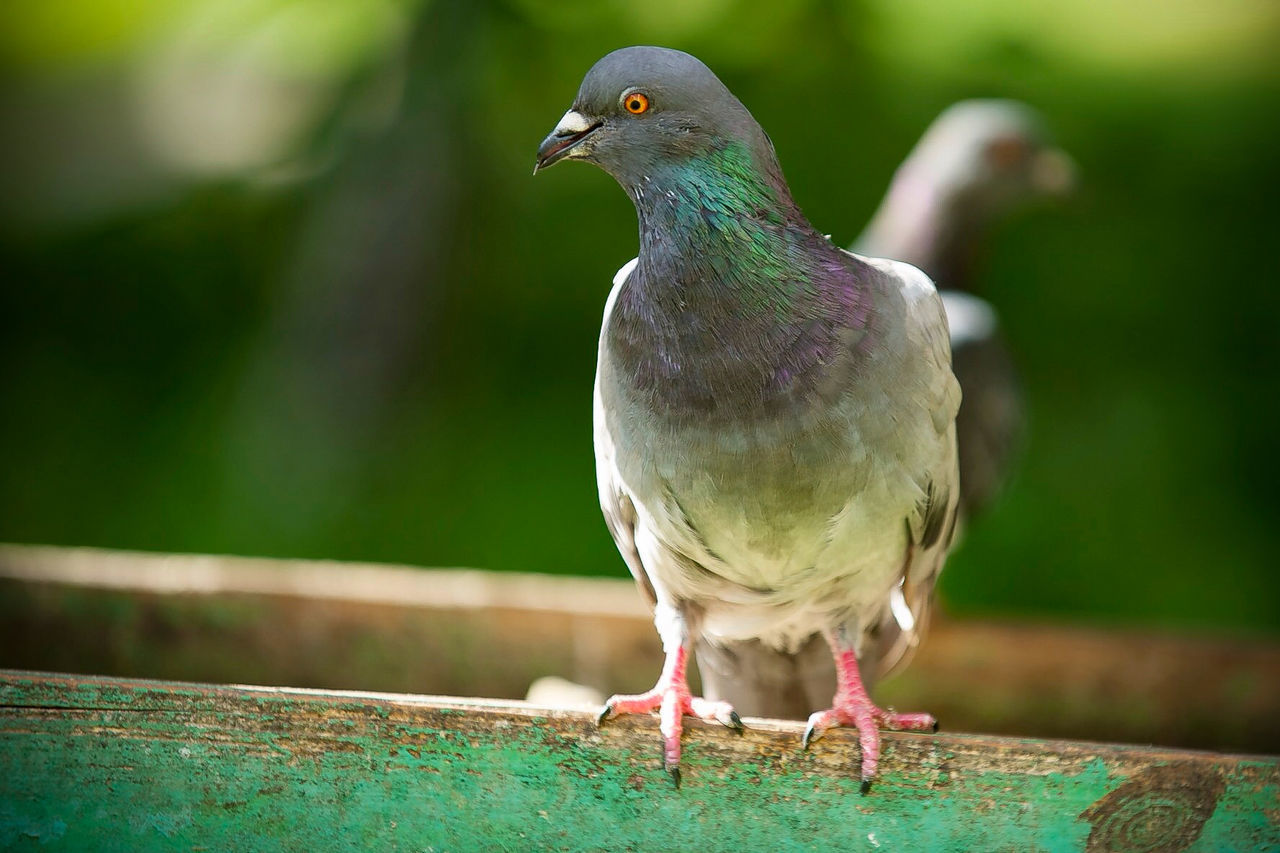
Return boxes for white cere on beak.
[1031,148,1077,195]
[553,110,592,136]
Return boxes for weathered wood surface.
[1,670,1276,852]
[3,543,1278,754]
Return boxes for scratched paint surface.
[0,672,1276,852]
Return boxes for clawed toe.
[598,674,742,787]
[802,708,840,750]
[802,719,818,751]
[727,709,745,734]
[688,696,745,732]
[666,763,681,788]
[802,698,937,788]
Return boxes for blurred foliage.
[1,0,1277,633]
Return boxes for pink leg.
[598,643,743,787]
[803,629,937,793]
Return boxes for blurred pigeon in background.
[698,102,1074,724]
[858,100,1074,518]
[536,47,960,789]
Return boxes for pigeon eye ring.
[623,91,650,114]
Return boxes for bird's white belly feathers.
[610,402,936,652]
[634,492,913,651]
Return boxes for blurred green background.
[1,0,1276,634]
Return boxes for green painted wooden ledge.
[1,670,1276,852]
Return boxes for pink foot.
[597,645,743,787]
[803,644,937,793]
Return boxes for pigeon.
[535,47,960,790]
[857,100,1074,518]
[696,103,1076,723]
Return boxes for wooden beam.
[1,670,1276,851]
[0,544,660,715]
[2,544,1278,755]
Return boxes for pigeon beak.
[534,110,602,174]
[1031,147,1077,196]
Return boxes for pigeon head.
[856,99,1075,288]
[534,47,781,191]
[911,100,1075,210]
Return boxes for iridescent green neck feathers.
[607,143,877,422]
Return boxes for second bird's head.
[534,46,778,188]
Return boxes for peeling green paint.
[0,671,1276,852]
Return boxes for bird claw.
[801,719,820,751]
[727,709,745,734]
[666,763,681,789]
[689,697,746,734]
[802,699,936,786]
[598,673,742,786]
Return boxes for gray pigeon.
[535,47,961,790]
[858,99,1073,518]
[697,103,1075,724]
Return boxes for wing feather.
[847,252,961,681]
[594,258,657,607]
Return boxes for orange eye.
[986,136,1027,168]
[624,92,650,114]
